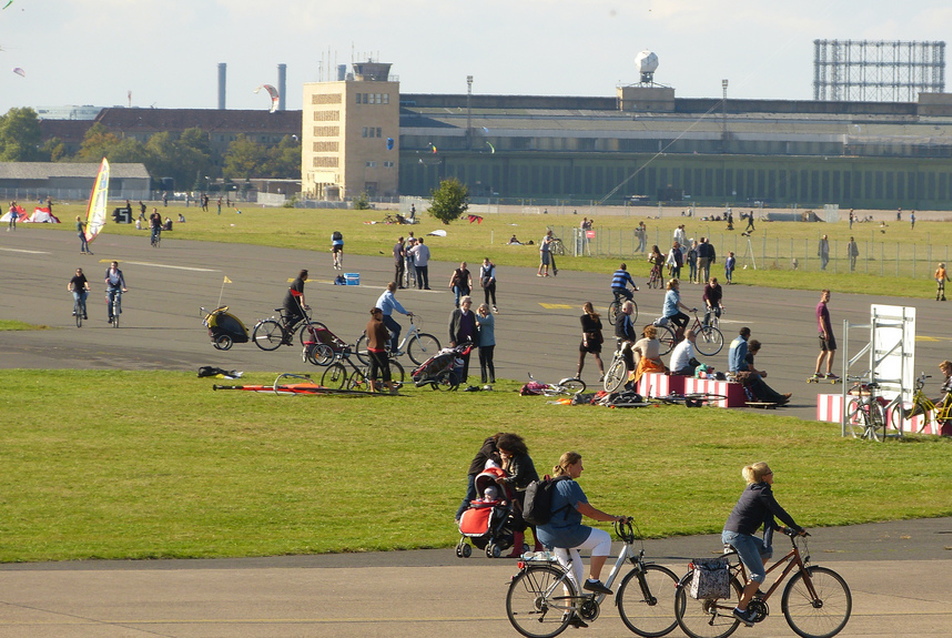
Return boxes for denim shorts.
[722,530,769,583]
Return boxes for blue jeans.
[453,285,470,308]
[722,530,771,583]
[382,314,401,353]
[72,290,88,316]
[106,287,122,318]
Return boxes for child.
[725,251,736,284]
[935,262,949,301]
[482,485,499,502]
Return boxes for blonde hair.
[742,462,771,484]
[553,451,582,477]
[643,325,658,339]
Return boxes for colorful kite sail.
[84,158,109,243]
[254,84,280,113]
[11,67,24,77]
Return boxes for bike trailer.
[202,306,249,351]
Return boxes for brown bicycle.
[674,528,851,638]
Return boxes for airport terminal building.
[302,61,952,210]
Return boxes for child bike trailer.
[201,306,250,350]
[412,343,472,390]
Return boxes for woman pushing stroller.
[492,433,543,557]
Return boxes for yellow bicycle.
[885,373,952,437]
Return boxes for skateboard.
[807,375,841,384]
[745,401,778,409]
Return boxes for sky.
[3,0,952,115]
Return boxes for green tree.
[0,107,42,161]
[262,135,301,178]
[40,137,67,162]
[427,178,469,224]
[144,128,214,191]
[223,135,268,180]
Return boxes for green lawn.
[42,201,951,298]
[0,370,949,563]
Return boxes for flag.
[223,276,232,284]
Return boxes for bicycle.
[607,392,729,408]
[106,287,124,328]
[603,341,632,393]
[653,310,724,357]
[506,519,679,638]
[608,290,639,326]
[844,380,887,441]
[674,528,851,638]
[320,345,405,391]
[884,373,952,437]
[150,228,161,248]
[355,315,441,366]
[252,306,327,351]
[647,265,663,289]
[71,291,88,328]
[527,373,586,396]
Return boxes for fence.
[551,225,952,280]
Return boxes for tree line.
[0,107,300,191]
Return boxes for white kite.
[254,84,279,113]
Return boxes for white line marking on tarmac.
[0,247,49,255]
[123,261,219,272]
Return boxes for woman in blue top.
[536,451,628,627]
[475,303,495,384]
[662,278,694,341]
[722,462,805,627]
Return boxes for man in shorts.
[812,289,837,380]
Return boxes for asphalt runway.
[2,225,951,424]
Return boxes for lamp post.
[466,75,473,150]
[721,79,729,153]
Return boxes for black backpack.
[332,231,343,241]
[522,475,571,526]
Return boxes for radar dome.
[635,50,659,74]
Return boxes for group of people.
[457,434,805,629]
[67,261,128,324]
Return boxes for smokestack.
[277,63,287,111]
[217,63,226,110]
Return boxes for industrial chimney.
[217,63,226,110]
[277,63,287,111]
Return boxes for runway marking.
[916,335,951,342]
[122,261,220,273]
[0,247,48,255]
[540,303,574,309]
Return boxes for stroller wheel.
[462,544,472,558]
[486,542,501,559]
[214,334,233,351]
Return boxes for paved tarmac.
[2,226,952,637]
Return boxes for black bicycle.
[252,306,327,351]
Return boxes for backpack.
[332,231,343,241]
[519,381,546,396]
[522,475,571,526]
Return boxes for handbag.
[689,558,731,599]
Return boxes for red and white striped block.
[886,409,932,434]
[816,394,844,423]
[684,377,746,408]
[637,373,685,398]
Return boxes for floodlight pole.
[721,79,729,153]
[466,75,474,150]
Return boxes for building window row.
[356,92,390,105]
[313,141,339,152]
[312,157,339,168]
[313,126,340,137]
[366,161,377,168]
[311,93,342,105]
[362,127,383,138]
[313,110,340,121]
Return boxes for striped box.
[816,394,844,423]
[683,377,746,408]
[637,373,685,398]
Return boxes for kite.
[428,142,438,154]
[12,67,24,78]
[84,158,109,243]
[386,137,394,150]
[486,141,495,154]
[467,215,484,224]
[2,1,12,10]
[253,84,279,113]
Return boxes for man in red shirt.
[812,289,837,380]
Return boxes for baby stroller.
[412,343,472,390]
[201,306,250,351]
[302,324,350,366]
[456,466,525,558]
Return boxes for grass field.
[0,369,950,563]
[39,201,952,297]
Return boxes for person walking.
[724,251,736,284]
[449,261,473,308]
[410,237,431,289]
[331,230,344,270]
[375,282,413,354]
[812,289,837,380]
[577,302,605,381]
[911,210,916,230]
[537,230,555,277]
[76,215,92,255]
[847,237,859,272]
[936,262,949,301]
[745,211,755,232]
[475,303,496,384]
[723,462,805,627]
[479,257,498,313]
[393,237,406,288]
[687,240,699,283]
[7,201,17,231]
[635,221,647,253]
[666,242,683,279]
[818,234,830,271]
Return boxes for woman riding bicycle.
[536,451,628,629]
[662,278,694,341]
[722,462,805,627]
[68,267,90,320]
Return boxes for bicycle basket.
[689,558,731,599]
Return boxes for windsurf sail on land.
[84,157,109,243]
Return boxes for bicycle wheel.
[866,401,885,442]
[388,359,405,385]
[506,564,577,638]
[320,363,349,390]
[886,403,907,438]
[304,343,335,366]
[557,378,586,395]
[75,310,83,328]
[354,334,371,366]
[656,326,677,356]
[433,370,459,391]
[683,393,728,408]
[695,326,724,356]
[604,358,629,393]
[347,369,369,392]
[608,300,620,326]
[406,332,441,365]
[674,575,742,638]
[844,398,868,439]
[630,300,639,324]
[252,320,284,351]
[111,299,120,328]
[781,566,852,638]
[298,321,328,347]
[616,564,679,638]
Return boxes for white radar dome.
[635,50,659,74]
